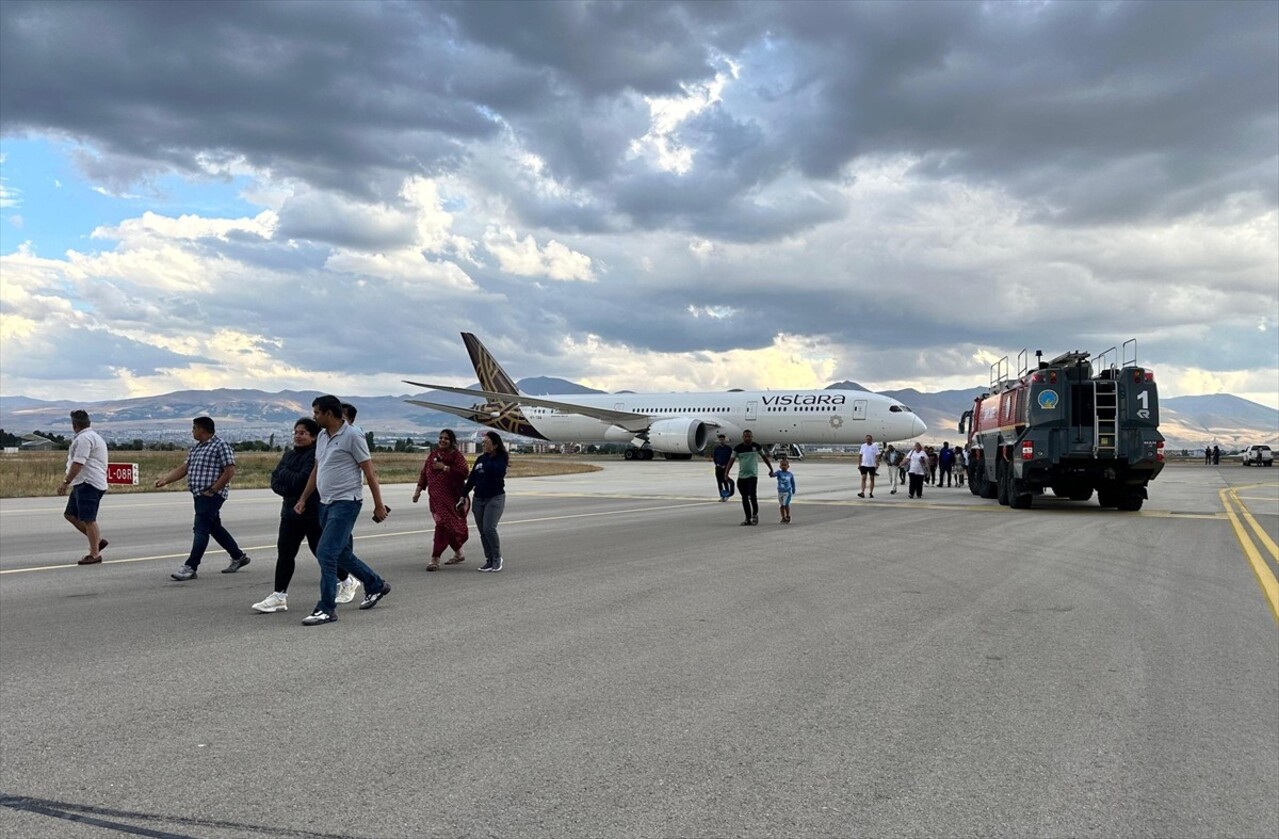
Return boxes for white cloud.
[324,248,477,291]
[567,332,837,393]
[483,225,595,281]
[628,58,737,174]
[91,185,142,199]
[93,209,277,243]
[0,160,19,208]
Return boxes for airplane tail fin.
[462,333,521,395]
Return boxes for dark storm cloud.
[761,1,1279,222]
[2,0,1275,400]
[0,0,491,197]
[440,0,719,98]
[3,1,1273,226]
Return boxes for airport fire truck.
[959,341,1165,511]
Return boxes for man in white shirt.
[293,394,391,626]
[857,434,881,498]
[58,410,109,565]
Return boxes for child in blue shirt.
[775,456,796,524]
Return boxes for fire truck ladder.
[1093,379,1118,457]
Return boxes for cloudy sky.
[1,0,1276,407]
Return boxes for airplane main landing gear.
[624,447,654,461]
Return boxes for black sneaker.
[302,609,336,626]
[358,583,391,610]
[740,520,752,526]
[751,516,758,525]
[222,554,251,573]
[171,564,197,581]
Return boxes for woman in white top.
[905,442,930,499]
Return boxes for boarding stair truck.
[958,341,1165,511]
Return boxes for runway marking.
[514,491,1222,516]
[0,493,1231,575]
[1219,487,1279,624]
[0,501,708,575]
[0,494,198,514]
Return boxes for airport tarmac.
[1,460,1276,838]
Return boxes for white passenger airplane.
[404,333,926,459]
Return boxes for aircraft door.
[746,401,757,422]
[853,400,868,420]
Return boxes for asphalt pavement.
[1,460,1276,838]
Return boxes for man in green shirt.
[725,429,774,526]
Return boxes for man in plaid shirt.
[155,416,252,581]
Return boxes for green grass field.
[0,451,601,499]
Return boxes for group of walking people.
[709,432,977,511]
[856,435,940,500]
[244,402,509,625]
[60,398,511,628]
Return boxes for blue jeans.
[472,493,505,563]
[314,501,385,615]
[186,494,244,569]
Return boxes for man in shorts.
[59,410,109,565]
[857,434,880,498]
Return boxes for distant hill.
[1162,394,1279,430]
[516,377,603,396]
[2,381,1274,449]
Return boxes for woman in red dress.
[412,429,470,570]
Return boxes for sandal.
[444,554,466,565]
[426,559,440,571]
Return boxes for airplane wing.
[403,399,495,423]
[403,380,652,432]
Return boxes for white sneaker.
[252,592,288,613]
[335,577,361,604]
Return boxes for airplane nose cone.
[912,415,927,437]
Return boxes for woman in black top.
[460,431,509,572]
[251,418,350,612]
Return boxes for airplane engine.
[648,418,709,455]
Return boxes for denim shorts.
[65,484,106,522]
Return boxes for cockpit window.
[889,405,913,413]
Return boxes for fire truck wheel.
[1009,481,1033,509]
[1097,489,1119,508]
[1115,490,1144,512]
[996,462,1011,506]
[978,472,998,499]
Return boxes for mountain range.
[2,380,1274,450]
